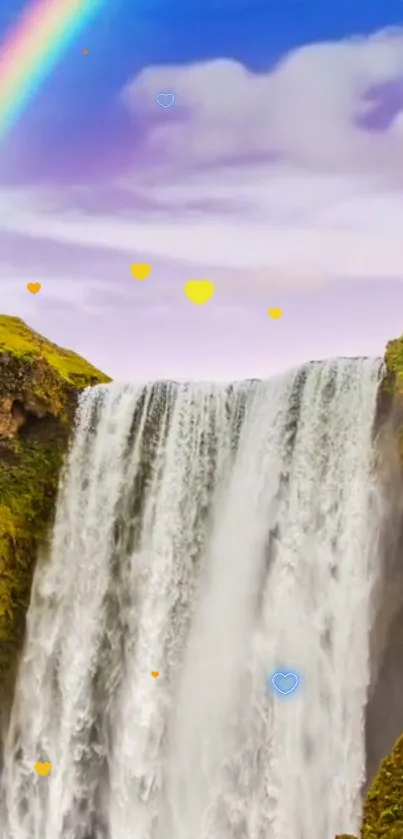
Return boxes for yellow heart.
[34,761,52,776]
[27,282,41,294]
[150,671,160,678]
[130,263,151,281]
[184,280,215,305]
[267,307,283,319]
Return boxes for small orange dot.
[82,49,89,54]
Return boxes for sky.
[1,0,403,380]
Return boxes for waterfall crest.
[0,359,385,839]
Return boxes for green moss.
[0,438,64,662]
[0,315,110,391]
[383,336,403,395]
[0,315,110,696]
[0,438,63,537]
[375,335,403,459]
[332,734,403,839]
[360,735,403,839]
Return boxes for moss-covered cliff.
[334,735,403,839]
[376,335,403,459]
[384,336,403,395]
[335,339,403,839]
[360,734,403,838]
[0,315,110,706]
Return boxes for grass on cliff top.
[0,315,111,389]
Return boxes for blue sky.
[2,0,403,183]
[1,0,403,380]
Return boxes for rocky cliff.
[335,336,403,839]
[0,315,110,714]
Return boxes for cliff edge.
[336,339,403,839]
[0,315,110,707]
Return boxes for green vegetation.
[384,336,403,394]
[0,315,110,417]
[332,737,403,839]
[360,736,403,838]
[0,315,110,388]
[0,315,110,697]
[0,439,64,674]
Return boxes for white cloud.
[2,28,403,299]
[122,28,403,176]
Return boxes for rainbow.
[0,0,106,142]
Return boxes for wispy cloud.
[1,28,403,377]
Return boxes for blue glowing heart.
[270,671,299,696]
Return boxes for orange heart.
[27,282,41,294]
[150,671,160,678]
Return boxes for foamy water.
[0,359,385,839]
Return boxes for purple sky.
[1,21,403,380]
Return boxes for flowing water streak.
[0,359,384,839]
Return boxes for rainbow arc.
[0,0,105,142]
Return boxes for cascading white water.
[0,359,385,839]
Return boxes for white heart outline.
[156,91,175,109]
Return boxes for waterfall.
[0,358,386,839]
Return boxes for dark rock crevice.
[10,397,62,444]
